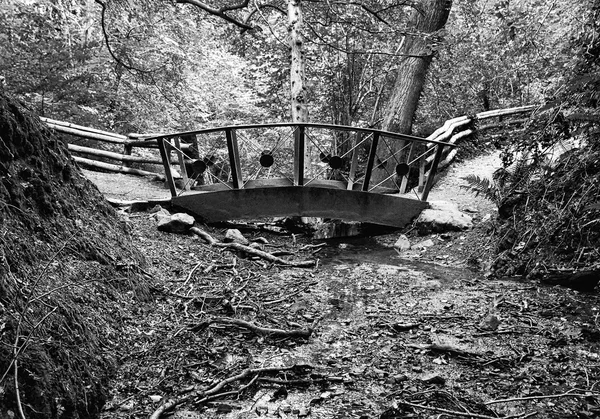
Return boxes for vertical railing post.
[418,156,425,192]
[347,132,361,191]
[293,125,305,186]
[362,132,380,191]
[399,141,416,194]
[173,137,190,191]
[421,143,445,201]
[225,128,243,189]
[157,137,177,197]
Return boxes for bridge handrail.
[139,122,458,149]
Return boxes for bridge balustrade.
[145,123,454,202]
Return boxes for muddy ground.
[85,154,600,419]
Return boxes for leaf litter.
[99,214,600,419]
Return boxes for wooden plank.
[347,132,361,191]
[156,138,177,197]
[294,126,305,186]
[362,132,380,192]
[173,187,428,228]
[225,128,243,189]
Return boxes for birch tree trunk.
[381,0,452,134]
[288,0,308,123]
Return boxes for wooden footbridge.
[142,123,454,227]
[45,105,536,227]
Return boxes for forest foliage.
[0,0,598,274]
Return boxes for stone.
[224,229,249,245]
[157,212,195,233]
[413,239,434,249]
[479,313,501,331]
[421,374,446,385]
[151,208,171,221]
[416,200,473,235]
[393,235,411,252]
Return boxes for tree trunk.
[288,0,308,123]
[381,0,452,134]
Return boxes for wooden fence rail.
[418,104,536,197]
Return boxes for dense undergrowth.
[465,3,600,277]
[0,90,148,418]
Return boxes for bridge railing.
[142,123,458,201]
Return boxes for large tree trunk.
[288,0,308,123]
[381,0,452,134]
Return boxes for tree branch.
[175,0,255,30]
[94,0,152,73]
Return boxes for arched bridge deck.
[143,123,456,228]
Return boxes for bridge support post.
[293,126,305,186]
[347,132,361,191]
[173,137,190,191]
[399,141,416,194]
[421,143,446,201]
[226,128,243,189]
[156,138,177,197]
[362,132,380,191]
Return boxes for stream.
[217,239,487,419]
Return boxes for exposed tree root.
[148,365,312,419]
[190,317,313,339]
[399,400,537,419]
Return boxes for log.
[40,117,128,140]
[426,116,470,144]
[68,144,178,165]
[425,129,473,165]
[475,104,536,120]
[46,123,127,144]
[73,156,164,179]
[478,118,529,131]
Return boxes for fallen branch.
[263,283,315,306]
[216,242,316,267]
[485,389,599,405]
[190,226,217,245]
[406,343,479,357]
[399,400,537,419]
[190,227,315,267]
[191,317,312,339]
[149,365,312,419]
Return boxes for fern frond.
[461,175,500,203]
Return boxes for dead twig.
[263,283,315,306]
[485,389,600,405]
[149,365,312,419]
[399,400,537,419]
[191,317,312,339]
